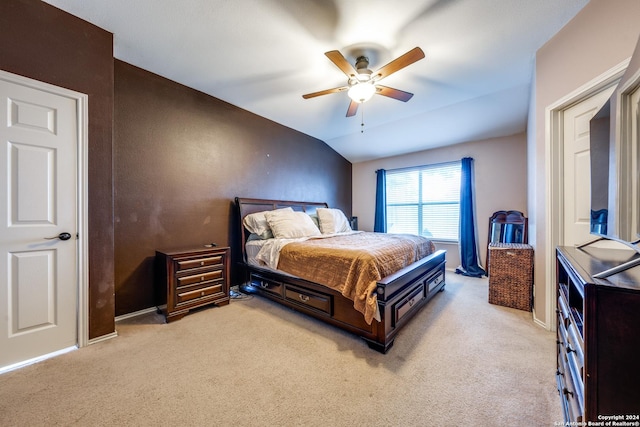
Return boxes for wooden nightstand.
[155,246,230,322]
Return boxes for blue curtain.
[374,169,387,233]
[455,157,486,277]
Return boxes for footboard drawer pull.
[249,274,284,297]
[393,284,425,326]
[427,272,445,293]
[285,285,331,315]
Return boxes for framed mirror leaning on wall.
[486,210,528,270]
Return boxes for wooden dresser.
[555,246,640,423]
[156,246,230,322]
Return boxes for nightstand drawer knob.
[299,294,310,302]
[200,261,205,266]
[201,276,205,281]
[201,291,205,296]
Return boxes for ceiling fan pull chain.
[361,105,365,133]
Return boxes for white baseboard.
[532,312,550,331]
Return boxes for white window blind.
[386,161,461,241]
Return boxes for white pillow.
[243,207,292,239]
[317,208,352,234]
[265,209,321,239]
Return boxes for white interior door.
[0,73,79,369]
[562,87,614,246]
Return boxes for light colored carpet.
[0,273,563,426]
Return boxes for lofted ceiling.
[43,0,589,162]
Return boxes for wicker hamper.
[488,243,533,311]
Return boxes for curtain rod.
[377,158,468,174]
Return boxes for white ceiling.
[43,0,589,163]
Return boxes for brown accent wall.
[1,1,351,328]
[0,0,115,339]
[114,61,351,315]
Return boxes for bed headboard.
[235,197,329,262]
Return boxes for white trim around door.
[544,58,629,331]
[0,69,90,353]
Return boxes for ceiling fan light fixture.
[348,82,376,103]
[302,47,425,116]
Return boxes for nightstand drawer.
[177,255,224,271]
[176,282,224,305]
[177,269,223,287]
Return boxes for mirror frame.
[486,210,528,272]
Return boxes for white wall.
[531,0,640,328]
[352,133,528,271]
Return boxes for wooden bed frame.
[235,197,447,353]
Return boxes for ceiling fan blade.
[346,100,359,117]
[325,50,358,78]
[373,47,425,81]
[375,85,414,102]
[302,86,348,99]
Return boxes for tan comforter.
[276,232,436,324]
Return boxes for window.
[386,161,461,241]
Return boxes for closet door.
[0,72,79,370]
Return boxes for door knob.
[45,232,72,241]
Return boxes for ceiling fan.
[302,47,425,117]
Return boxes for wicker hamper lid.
[488,243,533,250]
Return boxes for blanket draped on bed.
[275,232,435,324]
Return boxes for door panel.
[0,74,78,369]
[10,142,55,224]
[11,250,56,334]
[562,88,614,246]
